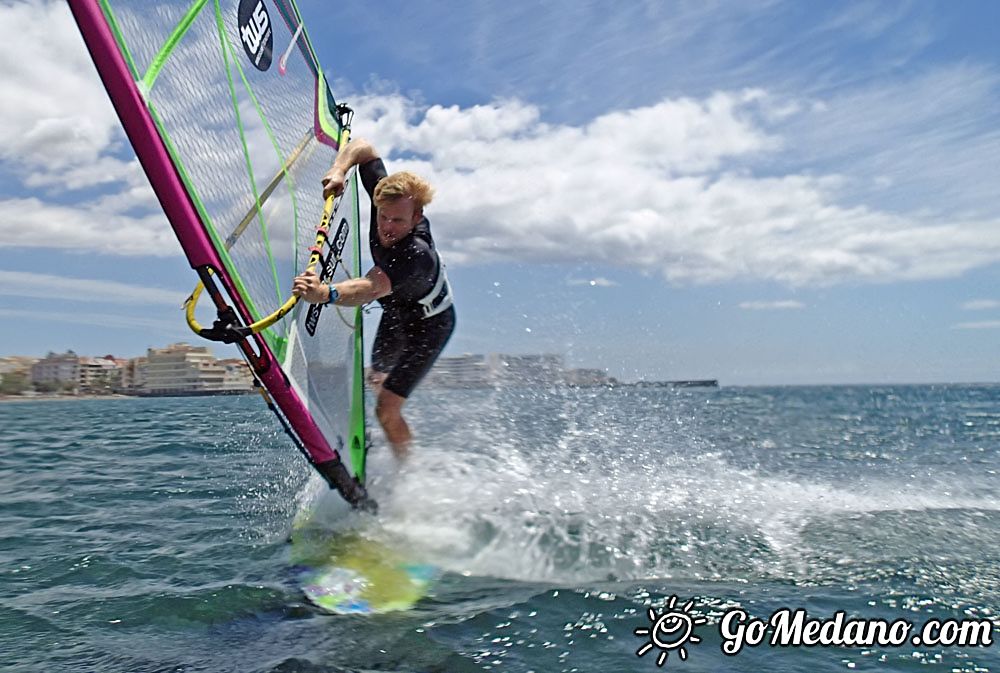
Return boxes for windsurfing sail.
[69,0,370,506]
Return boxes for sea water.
[1,385,998,672]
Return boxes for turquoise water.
[1,385,998,672]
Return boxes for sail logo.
[305,218,352,337]
[332,218,350,259]
[238,0,273,71]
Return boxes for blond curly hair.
[373,171,435,210]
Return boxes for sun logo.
[634,595,707,667]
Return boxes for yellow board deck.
[291,529,436,614]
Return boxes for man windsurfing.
[293,139,456,460]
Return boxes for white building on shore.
[136,343,253,396]
[3,347,255,397]
[422,353,615,388]
[77,356,122,393]
[219,358,256,391]
[118,356,145,392]
[422,354,493,388]
[30,351,81,392]
[488,353,565,386]
[0,356,38,376]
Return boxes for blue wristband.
[324,284,339,305]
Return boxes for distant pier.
[629,379,719,388]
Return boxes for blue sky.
[1,0,999,384]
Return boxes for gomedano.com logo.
[635,597,994,667]
[720,608,994,655]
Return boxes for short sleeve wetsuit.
[359,158,456,398]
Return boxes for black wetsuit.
[359,159,455,398]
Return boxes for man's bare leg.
[375,387,411,459]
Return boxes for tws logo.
[238,0,273,71]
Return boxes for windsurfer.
[293,139,455,460]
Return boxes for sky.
[1,0,999,385]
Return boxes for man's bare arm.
[322,138,380,199]
[292,267,391,307]
[330,266,392,306]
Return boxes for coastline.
[0,389,258,403]
[0,393,135,404]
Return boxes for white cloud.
[6,2,1000,292]
[816,3,927,43]
[0,1,176,257]
[0,1,134,185]
[354,89,776,175]
[961,299,1000,311]
[0,308,182,332]
[951,321,1000,330]
[739,300,806,311]
[348,91,1000,286]
[0,197,177,256]
[23,156,145,191]
[0,271,185,306]
[780,65,1000,215]
[568,277,618,288]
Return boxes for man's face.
[376,197,421,247]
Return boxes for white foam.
[294,392,1000,584]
